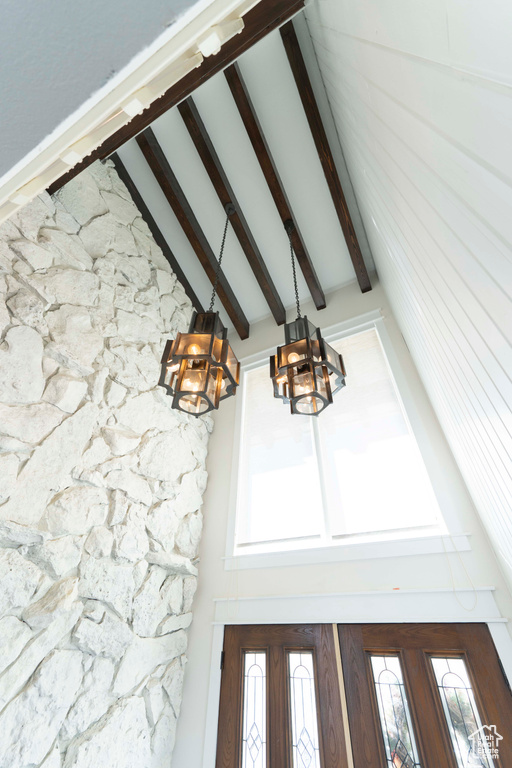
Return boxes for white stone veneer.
[0,160,211,768]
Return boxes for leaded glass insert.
[288,652,321,768]
[431,657,492,768]
[241,652,267,768]
[370,655,421,768]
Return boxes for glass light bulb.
[288,352,300,364]
[188,344,201,355]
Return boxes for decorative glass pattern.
[288,652,321,768]
[431,657,492,768]
[370,656,422,768]
[241,652,267,768]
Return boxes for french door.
[216,623,512,768]
[340,623,512,768]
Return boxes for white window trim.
[224,309,469,570]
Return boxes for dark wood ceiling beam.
[110,153,204,313]
[178,98,286,325]
[225,63,326,310]
[48,0,305,196]
[136,128,250,339]
[280,21,372,293]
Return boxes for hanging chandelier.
[270,221,346,416]
[159,209,240,416]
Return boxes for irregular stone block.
[22,535,82,579]
[150,710,177,766]
[104,468,152,506]
[0,403,99,526]
[0,325,44,403]
[138,430,196,483]
[0,548,44,615]
[0,616,32,675]
[145,551,197,576]
[43,373,88,413]
[102,426,140,456]
[61,656,115,744]
[73,611,133,660]
[161,657,185,719]
[175,511,203,559]
[0,453,19,503]
[7,288,48,335]
[63,697,150,768]
[158,612,193,636]
[105,380,127,408]
[43,485,109,535]
[109,342,160,391]
[10,238,53,269]
[22,576,79,630]
[79,556,135,620]
[0,401,64,443]
[116,308,160,342]
[55,172,108,225]
[29,268,100,306]
[79,214,137,257]
[84,526,113,558]
[145,501,180,552]
[39,228,93,270]
[47,305,104,371]
[0,519,48,548]
[101,191,139,226]
[131,568,169,637]
[114,631,187,697]
[182,575,197,613]
[112,505,149,563]
[116,391,179,435]
[0,649,83,768]
[0,604,83,710]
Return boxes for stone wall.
[0,161,211,768]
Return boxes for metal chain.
[288,232,302,319]
[208,213,230,312]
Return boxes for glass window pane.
[241,652,267,768]
[236,363,323,546]
[319,329,441,536]
[288,652,321,768]
[370,655,422,768]
[431,657,493,767]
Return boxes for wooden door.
[215,624,348,768]
[339,623,512,768]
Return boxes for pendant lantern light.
[270,221,346,416]
[159,207,240,417]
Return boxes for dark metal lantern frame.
[270,316,346,416]
[159,311,240,416]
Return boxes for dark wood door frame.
[216,624,348,768]
[339,623,512,768]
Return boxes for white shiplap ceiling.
[117,13,373,333]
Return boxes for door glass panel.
[288,652,321,768]
[241,652,267,768]
[431,657,493,768]
[370,655,422,768]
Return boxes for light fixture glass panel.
[318,329,441,537]
[174,333,212,357]
[370,655,422,768]
[241,652,267,768]
[431,657,493,768]
[178,394,209,414]
[179,366,208,393]
[236,363,322,548]
[288,652,321,768]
